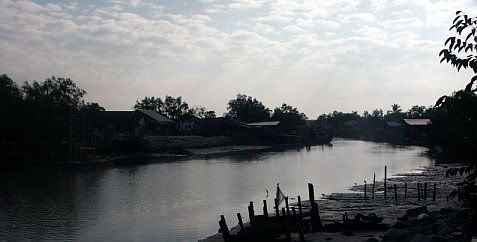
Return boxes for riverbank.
[200,163,469,242]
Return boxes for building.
[92,109,174,137]
[403,118,432,143]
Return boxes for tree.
[0,74,22,106]
[163,96,189,120]
[189,106,216,119]
[363,110,370,118]
[22,76,86,112]
[272,103,307,128]
[439,11,477,89]
[227,94,270,122]
[0,74,24,142]
[407,105,427,118]
[80,102,105,112]
[388,103,402,114]
[385,103,406,121]
[371,109,383,118]
[134,96,163,112]
[436,11,477,237]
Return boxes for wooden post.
[308,183,315,203]
[263,200,268,217]
[298,195,303,216]
[274,198,279,216]
[248,201,256,228]
[424,183,427,200]
[237,213,244,231]
[282,208,291,242]
[384,166,387,200]
[285,196,290,216]
[219,215,230,242]
[372,173,376,201]
[310,201,323,232]
[404,182,407,200]
[394,184,398,203]
[433,183,436,201]
[292,207,305,242]
[418,182,421,201]
[364,181,367,201]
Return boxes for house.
[93,109,174,137]
[199,117,251,137]
[403,118,431,143]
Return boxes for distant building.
[93,109,174,137]
[403,119,432,126]
[403,118,431,143]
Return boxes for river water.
[0,139,434,241]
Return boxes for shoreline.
[200,163,468,242]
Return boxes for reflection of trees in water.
[0,167,107,240]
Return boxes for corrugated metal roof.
[403,119,431,126]
[137,109,174,123]
[248,121,280,126]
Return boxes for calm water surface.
[0,139,434,241]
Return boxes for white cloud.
[0,0,474,115]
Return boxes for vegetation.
[272,103,307,129]
[438,11,477,237]
[0,75,95,143]
[227,94,271,122]
[134,95,215,120]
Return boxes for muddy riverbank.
[200,163,469,242]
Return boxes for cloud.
[0,0,474,116]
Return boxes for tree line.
[134,93,308,129]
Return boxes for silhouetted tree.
[22,76,86,112]
[80,102,105,112]
[389,103,402,114]
[227,94,270,122]
[371,109,383,118]
[272,103,307,128]
[164,96,189,120]
[0,74,22,106]
[436,11,477,237]
[19,76,87,141]
[0,74,24,142]
[385,103,406,121]
[189,106,216,119]
[407,105,427,118]
[134,96,163,112]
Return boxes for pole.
[384,166,387,200]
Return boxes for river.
[0,139,434,241]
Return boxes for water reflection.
[0,139,433,241]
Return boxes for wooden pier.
[214,164,464,242]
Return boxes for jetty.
[203,164,467,242]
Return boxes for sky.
[1,0,476,118]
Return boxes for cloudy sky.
[1,0,476,117]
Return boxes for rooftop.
[137,109,174,123]
[403,119,431,126]
[248,121,280,126]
